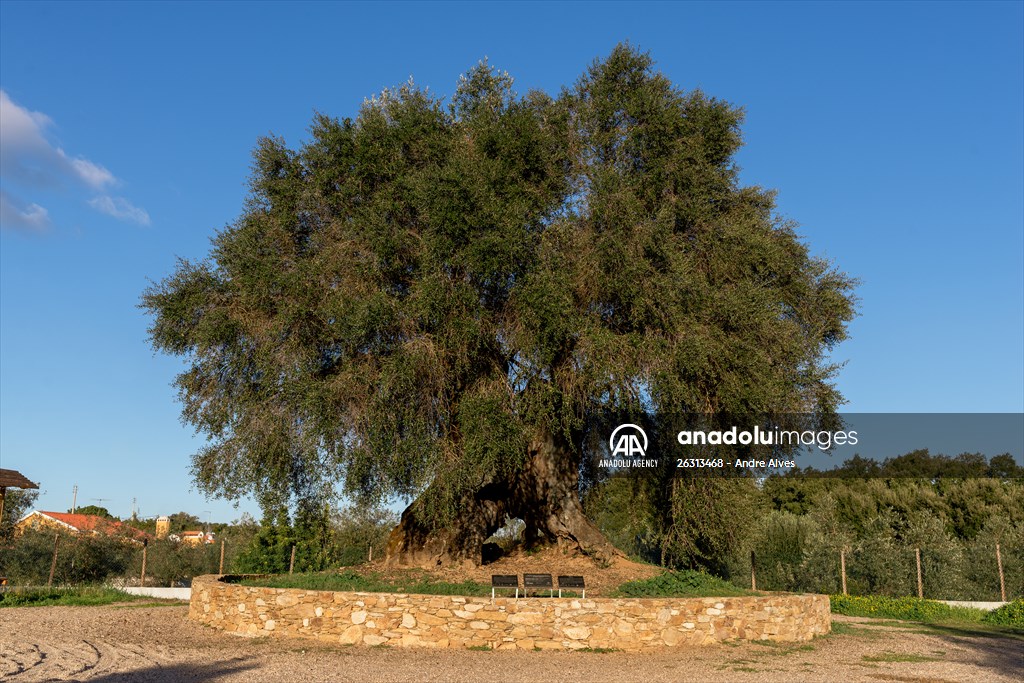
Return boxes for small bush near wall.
[236,569,490,596]
[829,595,984,622]
[611,570,754,598]
[981,599,1024,626]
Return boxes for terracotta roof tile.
[32,511,150,541]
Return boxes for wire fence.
[0,529,383,590]
[745,542,1018,601]
[2,528,1019,602]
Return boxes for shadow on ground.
[73,659,258,682]
[922,623,1024,680]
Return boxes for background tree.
[142,44,857,567]
[0,528,135,585]
[0,489,37,543]
[167,511,204,533]
[70,505,113,519]
[700,453,1024,599]
[332,505,399,565]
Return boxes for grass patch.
[829,622,856,635]
[752,641,815,655]
[237,569,490,597]
[830,595,985,623]
[467,644,492,651]
[831,595,1024,640]
[859,619,930,629]
[751,639,797,648]
[983,599,1024,626]
[611,570,755,598]
[577,646,619,653]
[0,586,143,608]
[862,652,943,663]
[110,600,186,609]
[822,622,884,639]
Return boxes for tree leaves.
[142,45,857,525]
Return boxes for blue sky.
[1,1,1022,523]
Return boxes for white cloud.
[0,90,116,190]
[1,90,151,232]
[1,90,150,231]
[87,195,151,226]
[0,89,53,142]
[0,190,51,232]
[67,155,116,190]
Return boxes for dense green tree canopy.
[70,505,113,519]
[143,45,856,561]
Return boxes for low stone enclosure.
[190,575,831,651]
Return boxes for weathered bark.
[384,431,622,568]
[383,478,512,568]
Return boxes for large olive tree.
[143,45,856,567]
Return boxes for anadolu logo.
[609,424,648,457]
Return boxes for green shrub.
[829,594,984,622]
[612,570,754,598]
[234,505,397,574]
[0,530,136,585]
[0,586,141,608]
[237,569,490,596]
[982,599,1024,626]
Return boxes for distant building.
[15,510,150,544]
[156,515,170,539]
[179,530,215,546]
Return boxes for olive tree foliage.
[142,45,856,565]
[0,489,38,543]
[730,469,1023,599]
[0,529,136,585]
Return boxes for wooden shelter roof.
[0,468,39,489]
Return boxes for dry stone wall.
[190,575,830,651]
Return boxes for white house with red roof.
[15,510,150,543]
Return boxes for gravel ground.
[1,604,1020,682]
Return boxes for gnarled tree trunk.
[384,431,621,567]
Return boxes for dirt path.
[1,605,1020,682]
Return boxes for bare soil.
[1,605,1020,682]
[368,545,664,595]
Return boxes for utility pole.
[71,485,77,514]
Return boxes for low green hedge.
[830,594,1024,627]
[827,593,978,622]
[611,570,755,598]
[983,599,1024,626]
[829,595,983,622]
[0,586,142,607]
[236,569,491,596]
